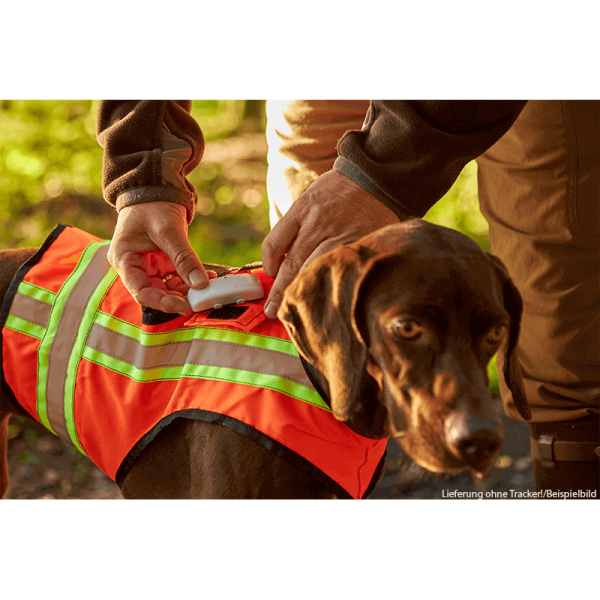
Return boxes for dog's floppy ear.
[488,254,531,421]
[279,245,377,423]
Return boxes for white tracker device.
[187,273,265,312]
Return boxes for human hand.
[261,170,405,319]
[107,201,216,315]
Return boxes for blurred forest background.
[0,99,495,386]
[0,100,269,265]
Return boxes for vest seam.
[15,294,52,309]
[356,447,371,499]
[8,311,47,329]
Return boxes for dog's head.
[279,219,529,477]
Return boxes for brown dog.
[280,220,530,477]
[0,220,529,498]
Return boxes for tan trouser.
[477,100,599,424]
[266,100,600,426]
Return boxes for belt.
[531,435,600,468]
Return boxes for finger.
[107,220,159,304]
[263,248,308,319]
[261,204,302,278]
[165,276,189,295]
[264,236,338,320]
[264,228,378,319]
[300,238,341,271]
[109,251,154,305]
[159,270,217,313]
[136,285,192,315]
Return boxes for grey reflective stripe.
[9,292,52,329]
[85,322,316,390]
[43,243,113,448]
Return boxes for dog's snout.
[445,413,502,471]
[455,430,502,467]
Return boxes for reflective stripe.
[83,322,328,411]
[8,291,53,329]
[4,314,46,340]
[88,307,327,409]
[93,310,299,356]
[38,241,113,450]
[89,307,327,409]
[5,282,54,339]
[86,322,314,388]
[14,281,56,305]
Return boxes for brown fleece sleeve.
[96,101,204,222]
[336,100,527,218]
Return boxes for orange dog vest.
[0,225,386,498]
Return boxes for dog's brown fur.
[0,220,528,499]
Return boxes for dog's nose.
[445,414,502,471]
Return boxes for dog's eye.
[393,319,424,341]
[484,324,508,346]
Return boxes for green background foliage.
[0,100,497,390]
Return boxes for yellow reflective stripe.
[81,345,330,411]
[94,311,141,339]
[85,318,321,396]
[4,314,46,340]
[93,310,300,356]
[15,280,56,305]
